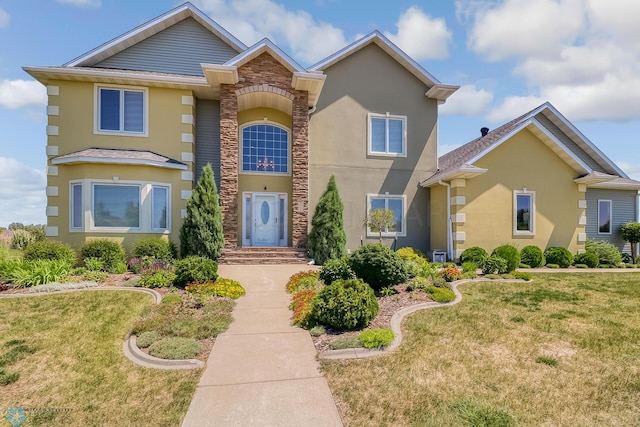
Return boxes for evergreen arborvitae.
[179,164,224,259]
[308,175,347,265]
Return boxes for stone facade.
[219,53,310,248]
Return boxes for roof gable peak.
[224,38,308,74]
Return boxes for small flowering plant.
[439,266,463,282]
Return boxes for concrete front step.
[219,247,309,265]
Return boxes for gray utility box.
[430,250,447,263]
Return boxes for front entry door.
[252,193,278,246]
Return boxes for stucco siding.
[430,185,448,253]
[585,188,637,251]
[459,128,583,254]
[195,98,221,188]
[95,18,238,75]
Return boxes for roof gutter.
[439,179,453,262]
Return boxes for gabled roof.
[51,148,187,170]
[421,102,640,189]
[309,31,458,103]
[225,38,308,74]
[64,2,246,67]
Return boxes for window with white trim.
[96,86,146,134]
[513,190,535,235]
[598,199,612,234]
[70,180,170,232]
[368,113,406,156]
[367,194,406,236]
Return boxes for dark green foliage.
[179,164,224,260]
[520,245,545,268]
[173,256,218,287]
[349,243,408,290]
[319,256,354,285]
[482,256,509,275]
[132,237,176,260]
[460,246,488,265]
[80,239,125,273]
[311,279,379,330]
[491,245,520,273]
[23,240,77,265]
[574,252,599,268]
[462,261,478,273]
[620,222,640,263]
[585,240,622,266]
[544,247,573,268]
[307,175,347,265]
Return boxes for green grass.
[321,273,640,426]
[0,291,200,426]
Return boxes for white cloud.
[0,158,46,227]
[56,0,101,7]
[440,84,493,115]
[486,95,545,123]
[616,161,640,182]
[0,80,47,110]
[0,8,9,29]
[384,7,452,60]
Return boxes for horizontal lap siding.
[195,99,221,189]
[586,188,637,251]
[95,18,238,75]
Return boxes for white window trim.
[239,121,291,176]
[367,112,407,157]
[513,190,535,236]
[94,84,149,137]
[366,193,407,237]
[70,183,83,230]
[597,199,613,235]
[69,179,170,233]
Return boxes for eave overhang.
[420,165,488,187]
[51,148,187,170]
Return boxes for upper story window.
[368,113,407,157]
[514,190,535,235]
[241,123,289,174]
[96,86,147,135]
[598,199,612,234]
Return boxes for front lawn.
[0,291,200,426]
[321,273,640,426]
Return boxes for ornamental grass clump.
[585,240,622,267]
[311,279,378,330]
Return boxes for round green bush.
[520,245,545,268]
[482,255,508,274]
[131,237,177,260]
[311,279,379,330]
[23,240,77,265]
[173,256,218,287]
[80,239,125,273]
[491,245,520,273]
[459,246,488,265]
[574,252,599,268]
[148,336,201,360]
[319,256,354,286]
[349,244,408,290]
[544,247,573,268]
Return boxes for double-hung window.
[598,199,612,234]
[513,190,535,235]
[97,86,146,134]
[368,113,406,156]
[367,194,406,236]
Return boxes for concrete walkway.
[181,264,343,427]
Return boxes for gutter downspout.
[439,179,452,261]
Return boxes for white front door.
[252,193,278,246]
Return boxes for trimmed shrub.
[520,245,545,268]
[289,289,317,328]
[161,294,183,304]
[440,266,462,282]
[173,256,218,287]
[185,278,246,299]
[425,285,456,303]
[349,244,408,290]
[80,239,125,273]
[544,247,573,268]
[482,256,508,275]
[307,175,347,265]
[319,257,354,286]
[148,336,201,360]
[459,246,488,265]
[23,240,77,266]
[360,328,394,349]
[574,252,599,268]
[311,279,379,330]
[10,230,35,250]
[575,264,589,269]
[137,270,177,288]
[585,240,622,267]
[491,245,520,273]
[286,270,321,293]
[396,247,428,264]
[132,237,176,260]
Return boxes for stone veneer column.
[291,92,309,248]
[219,85,239,247]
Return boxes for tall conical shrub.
[308,175,347,265]
[179,164,224,259]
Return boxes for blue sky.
[1,0,640,227]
